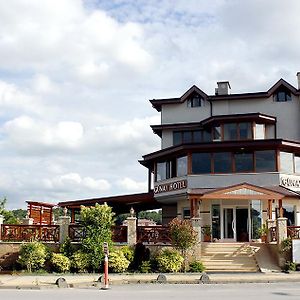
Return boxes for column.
[267,219,276,243]
[58,216,71,244]
[21,216,34,225]
[276,217,288,245]
[191,217,202,260]
[126,215,137,246]
[0,214,4,241]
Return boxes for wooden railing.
[137,226,171,244]
[269,226,277,242]
[287,226,300,239]
[68,225,127,243]
[1,224,59,242]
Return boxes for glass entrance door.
[223,208,235,240]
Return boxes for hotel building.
[140,74,300,242]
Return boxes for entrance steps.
[201,243,260,273]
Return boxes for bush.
[60,238,75,258]
[71,251,90,273]
[139,261,152,273]
[188,260,205,273]
[120,246,134,262]
[285,261,297,272]
[155,248,184,273]
[131,243,150,271]
[18,241,48,272]
[280,238,292,253]
[109,249,130,273]
[51,253,71,273]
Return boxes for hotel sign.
[280,175,300,191]
[154,179,187,194]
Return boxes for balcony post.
[127,208,137,246]
[58,215,71,244]
[276,217,288,245]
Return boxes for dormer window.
[187,94,203,107]
[274,89,292,102]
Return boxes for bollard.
[101,242,110,290]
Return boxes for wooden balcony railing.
[137,226,171,244]
[1,224,59,242]
[68,225,127,243]
[287,226,300,239]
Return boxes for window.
[235,152,253,172]
[156,162,167,181]
[255,124,265,139]
[173,132,181,145]
[213,152,232,173]
[203,128,212,142]
[211,204,220,239]
[183,208,191,219]
[173,130,202,145]
[192,153,211,174]
[223,123,237,140]
[187,95,203,107]
[239,122,252,139]
[276,205,295,226]
[193,130,202,143]
[280,152,294,173]
[251,200,262,239]
[177,156,187,177]
[182,131,192,143]
[255,150,276,172]
[295,156,300,174]
[213,126,221,141]
[274,90,292,102]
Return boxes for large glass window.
[239,122,252,139]
[255,150,276,172]
[177,156,187,177]
[211,204,220,239]
[214,152,232,173]
[295,156,300,174]
[182,131,192,143]
[251,200,262,239]
[203,128,211,142]
[235,152,253,172]
[255,124,265,139]
[223,123,237,140]
[173,132,181,145]
[193,131,202,143]
[156,162,167,181]
[187,95,202,107]
[192,153,211,174]
[274,90,292,102]
[280,152,294,173]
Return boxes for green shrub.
[109,249,130,273]
[60,238,75,258]
[51,253,71,273]
[188,260,205,273]
[285,261,297,272]
[71,251,90,273]
[139,261,152,273]
[18,241,48,272]
[280,238,292,253]
[156,248,184,273]
[120,246,134,262]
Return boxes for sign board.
[280,175,300,191]
[292,240,300,263]
[154,179,187,194]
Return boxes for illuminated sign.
[154,179,187,194]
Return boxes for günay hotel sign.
[280,175,300,191]
[154,179,187,194]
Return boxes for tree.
[80,203,115,271]
[0,198,18,224]
[169,218,198,271]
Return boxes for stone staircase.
[201,243,260,273]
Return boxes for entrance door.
[223,208,235,240]
[236,208,249,242]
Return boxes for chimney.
[215,81,231,95]
[297,72,300,90]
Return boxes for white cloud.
[118,177,147,192]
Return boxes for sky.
[1,0,300,209]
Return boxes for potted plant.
[257,223,268,243]
[202,225,212,242]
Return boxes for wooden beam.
[279,199,283,218]
[268,199,272,219]
[190,197,194,218]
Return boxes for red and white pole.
[104,253,109,289]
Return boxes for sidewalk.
[1,272,300,289]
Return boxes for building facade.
[140,75,300,242]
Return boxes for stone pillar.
[58,216,71,244]
[191,217,202,259]
[276,217,288,245]
[296,211,300,226]
[21,217,34,225]
[0,214,4,241]
[267,219,276,243]
[127,216,137,246]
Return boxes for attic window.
[274,89,292,102]
[187,94,203,107]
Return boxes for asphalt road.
[1,283,300,300]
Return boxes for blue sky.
[0,0,300,209]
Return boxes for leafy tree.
[0,198,18,224]
[169,218,198,271]
[11,209,27,221]
[115,209,162,225]
[80,203,115,271]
